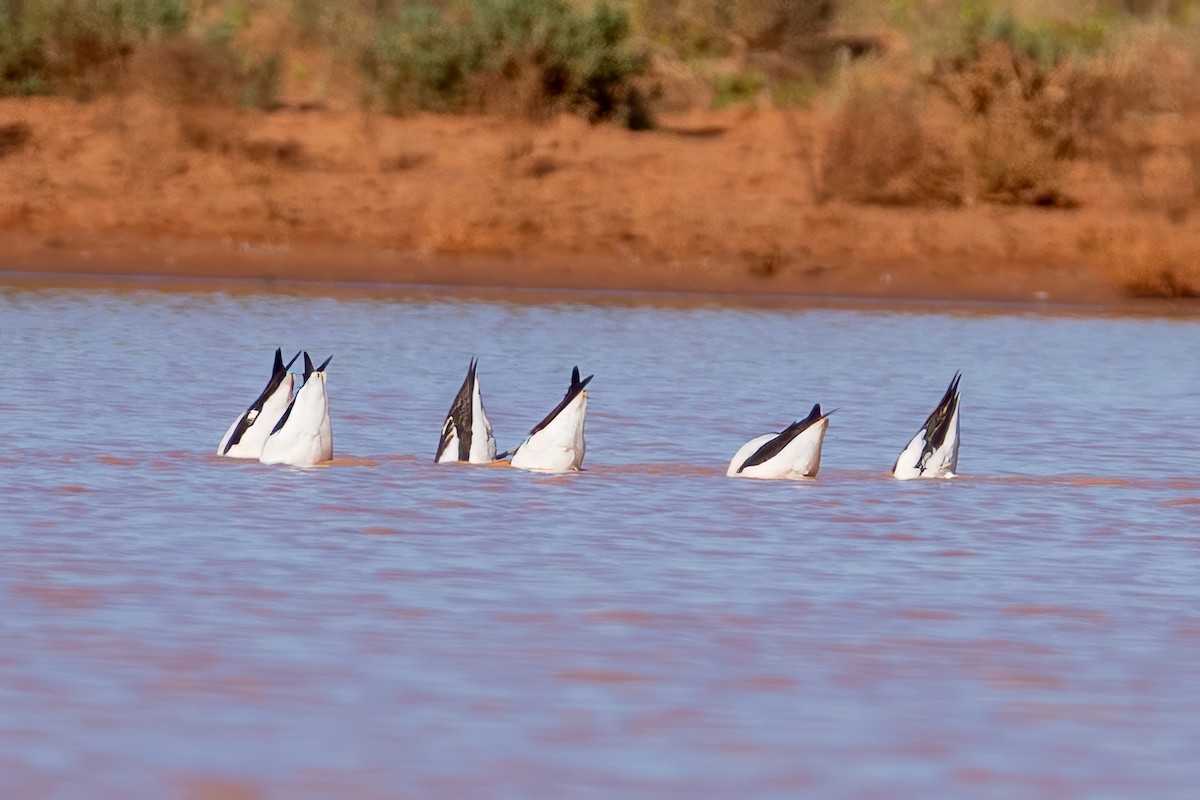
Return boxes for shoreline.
[6,236,1199,319]
[0,227,1124,305]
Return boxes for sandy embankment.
[0,94,1192,304]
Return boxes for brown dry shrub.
[1036,25,1200,162]
[969,103,1069,205]
[818,61,969,206]
[636,0,834,57]
[0,122,32,157]
[130,39,240,106]
[1186,135,1200,201]
[931,41,1073,206]
[380,151,431,171]
[176,107,242,154]
[240,138,307,168]
[1085,225,1200,297]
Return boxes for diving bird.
[218,348,300,459]
[260,353,333,467]
[891,372,961,480]
[508,366,592,473]
[435,357,497,464]
[727,403,831,479]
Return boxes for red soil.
[0,94,1196,305]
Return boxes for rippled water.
[3,280,1200,799]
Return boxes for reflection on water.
[3,281,1200,798]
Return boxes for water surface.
[3,281,1200,799]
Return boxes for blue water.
[3,282,1200,799]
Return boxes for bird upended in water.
[727,404,831,479]
[892,372,961,480]
[218,348,299,459]
[260,353,334,467]
[435,358,497,464]
[508,366,592,473]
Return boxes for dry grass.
[1086,225,1200,297]
[817,77,970,205]
[817,19,1200,216]
[816,55,973,207]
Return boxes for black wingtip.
[570,366,594,393]
[272,348,284,373]
[303,352,314,379]
[316,355,333,372]
[944,372,962,403]
[786,403,825,429]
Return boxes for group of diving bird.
[217,350,962,480]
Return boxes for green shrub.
[363,0,650,127]
[0,0,189,97]
[0,22,47,95]
[711,70,763,108]
[239,49,282,110]
[958,0,1116,69]
[364,2,478,113]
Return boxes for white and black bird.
[508,366,592,473]
[891,372,961,480]
[218,348,300,459]
[435,357,497,464]
[727,403,831,479]
[260,353,333,467]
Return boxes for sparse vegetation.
[362,0,649,126]
[710,70,763,108]
[815,0,1200,210]
[818,62,970,206]
[1,0,188,96]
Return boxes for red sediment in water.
[1002,605,1113,625]
[984,671,1066,690]
[627,706,711,729]
[556,668,650,684]
[97,455,137,466]
[328,457,379,467]
[585,609,661,626]
[179,776,266,800]
[430,499,473,509]
[738,674,800,692]
[10,583,100,610]
[953,766,1002,785]
[492,612,559,625]
[316,505,374,514]
[896,608,961,621]
[1067,476,1134,487]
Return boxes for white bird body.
[509,367,592,473]
[218,349,298,459]
[436,358,497,464]
[892,373,961,480]
[260,354,333,467]
[727,404,830,479]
